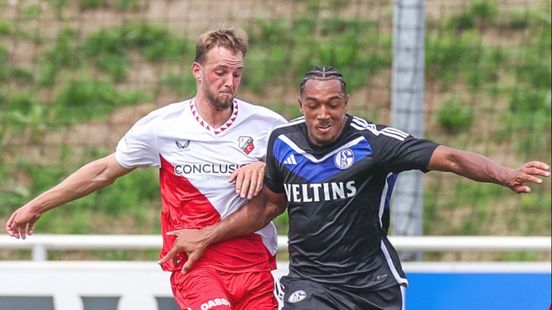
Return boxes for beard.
[205,87,233,111]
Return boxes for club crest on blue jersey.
[238,136,255,154]
[334,148,354,169]
[273,135,372,182]
[288,290,307,303]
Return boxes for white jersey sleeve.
[115,111,161,168]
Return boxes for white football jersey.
[115,98,287,272]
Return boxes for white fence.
[0,260,550,310]
[0,235,550,310]
[1,234,550,261]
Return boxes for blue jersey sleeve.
[264,130,286,193]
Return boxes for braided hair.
[300,66,347,95]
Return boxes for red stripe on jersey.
[158,156,275,273]
[159,156,220,229]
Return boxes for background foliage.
[0,0,550,261]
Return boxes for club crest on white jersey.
[238,136,255,154]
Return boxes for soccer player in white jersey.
[5,28,287,309]
[164,66,550,309]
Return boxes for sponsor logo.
[288,290,307,304]
[334,148,354,169]
[283,181,357,202]
[175,140,191,152]
[200,298,231,310]
[238,136,255,154]
[376,274,388,281]
[174,163,247,175]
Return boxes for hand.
[504,161,550,193]
[158,228,211,274]
[229,161,265,199]
[5,205,42,239]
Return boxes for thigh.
[280,277,338,310]
[171,268,232,310]
[231,271,277,310]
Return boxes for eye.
[328,100,342,109]
[305,102,319,110]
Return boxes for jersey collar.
[190,99,239,135]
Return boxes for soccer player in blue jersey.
[162,66,550,309]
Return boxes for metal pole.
[32,244,48,261]
[391,0,425,260]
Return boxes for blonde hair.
[194,27,248,64]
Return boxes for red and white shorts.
[170,266,277,310]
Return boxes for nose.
[317,106,330,120]
[223,73,234,90]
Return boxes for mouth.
[317,123,333,133]
[217,91,234,101]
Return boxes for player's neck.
[193,95,233,129]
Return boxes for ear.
[297,96,305,114]
[344,94,350,112]
[191,62,202,81]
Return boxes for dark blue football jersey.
[265,115,439,290]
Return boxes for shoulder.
[235,98,287,124]
[349,115,410,142]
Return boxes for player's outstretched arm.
[5,153,134,239]
[229,161,266,200]
[428,145,550,193]
[159,185,286,273]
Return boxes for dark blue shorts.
[279,276,405,310]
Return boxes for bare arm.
[428,145,550,193]
[158,185,287,273]
[228,161,266,200]
[5,153,135,239]
[207,186,286,241]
